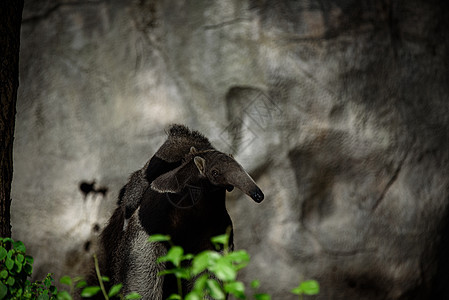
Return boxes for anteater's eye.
[212,170,219,178]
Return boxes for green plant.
[291,280,320,300]
[0,237,57,300]
[1,235,318,300]
[149,232,268,300]
[28,273,59,300]
[0,237,140,300]
[149,231,320,300]
[57,254,141,300]
[63,254,141,300]
[57,275,87,300]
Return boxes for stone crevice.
[203,17,252,30]
[372,139,415,212]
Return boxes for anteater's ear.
[151,167,183,193]
[194,156,206,176]
[190,146,198,154]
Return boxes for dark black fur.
[137,178,233,299]
[144,156,183,184]
[117,157,182,219]
[93,179,234,300]
[139,183,233,254]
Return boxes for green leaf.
[50,285,58,294]
[209,257,237,281]
[0,247,7,260]
[192,251,220,275]
[5,258,14,271]
[37,294,49,300]
[251,280,260,289]
[0,237,9,243]
[206,279,225,300]
[15,261,22,273]
[224,281,245,299]
[182,253,194,261]
[24,279,31,287]
[15,287,23,297]
[25,255,34,265]
[192,253,210,275]
[17,287,24,297]
[125,292,142,299]
[158,269,174,276]
[148,234,171,242]
[291,280,320,295]
[185,291,202,300]
[73,276,85,282]
[16,253,25,264]
[81,286,101,297]
[159,268,190,280]
[226,250,250,264]
[56,290,72,300]
[75,280,87,289]
[101,276,110,282]
[254,293,271,300]
[59,276,72,286]
[211,234,228,247]
[192,274,208,292]
[157,246,184,267]
[108,283,122,297]
[299,280,319,295]
[224,250,250,271]
[167,294,182,300]
[176,268,191,280]
[0,281,7,299]
[6,276,15,286]
[290,286,302,295]
[44,274,54,287]
[23,263,33,275]
[12,241,26,253]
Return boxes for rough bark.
[0,0,24,238]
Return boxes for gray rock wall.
[12,0,449,299]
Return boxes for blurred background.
[11,0,449,299]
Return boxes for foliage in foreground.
[56,254,141,300]
[148,231,319,300]
[0,237,57,299]
[1,234,319,300]
[0,237,139,300]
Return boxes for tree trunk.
[0,0,24,238]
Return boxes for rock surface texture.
[13,0,449,299]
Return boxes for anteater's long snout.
[226,167,264,203]
[249,187,264,203]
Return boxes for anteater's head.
[151,147,264,203]
[191,147,264,203]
